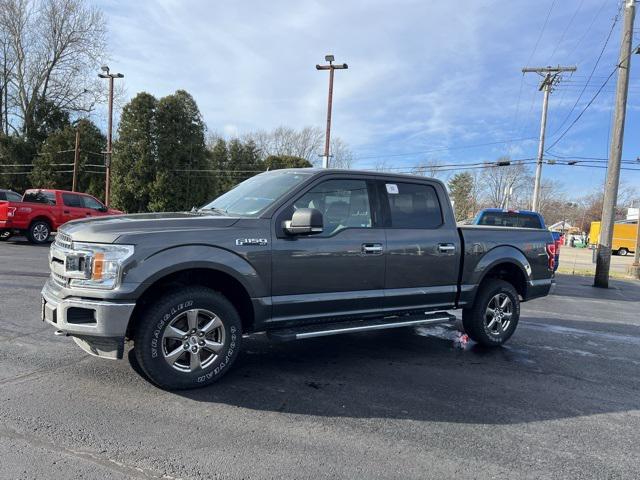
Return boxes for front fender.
[118,244,268,300]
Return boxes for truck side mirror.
[284,208,323,235]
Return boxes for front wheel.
[617,248,629,256]
[133,286,242,390]
[0,231,11,241]
[27,221,51,244]
[462,279,520,347]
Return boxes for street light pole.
[316,55,348,169]
[98,65,124,206]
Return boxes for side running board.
[267,312,456,342]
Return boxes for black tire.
[0,231,11,241]
[617,248,629,256]
[462,279,520,347]
[27,220,51,244]
[133,286,242,390]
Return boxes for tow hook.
[54,330,69,337]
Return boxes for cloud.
[94,0,639,192]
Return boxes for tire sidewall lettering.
[150,299,194,359]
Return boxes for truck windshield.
[201,170,313,217]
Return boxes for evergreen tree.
[209,138,229,198]
[30,119,106,199]
[262,155,312,170]
[448,172,477,221]
[150,90,211,211]
[111,92,158,213]
[0,135,37,192]
[226,138,261,190]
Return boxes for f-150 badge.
[236,238,268,246]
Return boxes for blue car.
[472,208,561,271]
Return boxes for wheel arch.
[126,267,256,340]
[29,215,53,230]
[461,245,533,306]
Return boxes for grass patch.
[556,266,633,280]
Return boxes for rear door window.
[62,193,84,208]
[6,191,22,202]
[478,212,542,228]
[23,191,57,205]
[385,182,443,229]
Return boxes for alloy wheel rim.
[484,293,513,336]
[34,224,49,241]
[161,308,225,373]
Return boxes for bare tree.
[411,159,445,179]
[478,158,531,208]
[244,125,353,169]
[0,0,107,136]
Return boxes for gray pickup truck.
[42,169,555,389]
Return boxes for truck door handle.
[63,210,70,214]
[362,243,384,255]
[437,243,456,254]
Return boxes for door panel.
[270,178,385,324]
[61,193,87,223]
[271,229,386,322]
[381,181,461,310]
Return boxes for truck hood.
[60,212,240,244]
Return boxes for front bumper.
[41,280,135,359]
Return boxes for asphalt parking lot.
[1,236,639,480]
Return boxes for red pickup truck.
[0,189,122,244]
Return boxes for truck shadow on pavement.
[151,317,640,425]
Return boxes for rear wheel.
[133,286,242,390]
[27,221,51,244]
[0,231,11,241]
[462,279,520,347]
[617,248,629,256]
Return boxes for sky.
[94,0,640,198]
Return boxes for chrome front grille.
[55,231,73,249]
[52,271,67,287]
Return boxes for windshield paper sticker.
[386,184,399,194]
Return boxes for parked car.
[472,208,561,271]
[0,189,23,240]
[0,189,122,244]
[41,169,556,389]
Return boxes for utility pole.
[98,65,124,206]
[316,55,348,169]
[522,65,577,211]
[595,0,636,288]
[72,127,80,192]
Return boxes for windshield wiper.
[197,206,228,215]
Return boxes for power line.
[549,0,585,61]
[548,9,621,137]
[526,0,558,66]
[353,136,539,160]
[566,0,610,60]
[544,65,618,151]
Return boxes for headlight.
[65,242,134,290]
